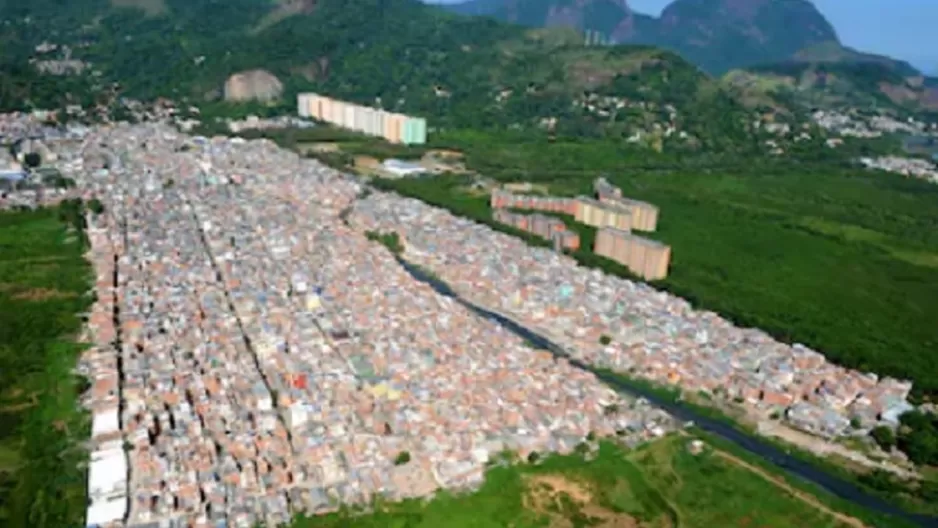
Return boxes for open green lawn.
[369,132,938,399]
[0,206,92,527]
[295,435,860,528]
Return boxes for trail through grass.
[293,435,861,528]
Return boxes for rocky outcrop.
[223,70,284,103]
[652,0,839,73]
[444,0,843,74]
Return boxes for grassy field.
[598,370,938,518]
[364,133,938,400]
[0,205,93,527]
[295,434,868,528]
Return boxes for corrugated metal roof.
[0,170,26,181]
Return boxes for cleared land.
[0,206,92,527]
[294,435,857,528]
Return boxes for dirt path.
[711,449,868,528]
[757,420,917,480]
[637,444,684,528]
[0,255,71,264]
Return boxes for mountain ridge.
[442,0,922,77]
[1,0,934,125]
[1,0,777,147]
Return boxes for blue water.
[396,257,938,528]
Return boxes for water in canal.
[396,257,938,528]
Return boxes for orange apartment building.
[490,181,669,278]
[594,227,671,280]
[493,209,580,251]
[597,195,659,232]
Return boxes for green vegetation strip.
[694,429,921,528]
[0,202,94,527]
[365,231,405,255]
[292,435,865,528]
[598,369,938,519]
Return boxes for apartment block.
[493,210,580,251]
[296,93,428,145]
[594,227,670,280]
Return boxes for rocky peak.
[223,70,284,103]
[651,0,839,72]
[445,0,843,74]
[658,0,838,43]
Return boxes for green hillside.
[443,0,937,114]
[1,0,800,152]
[728,57,938,114]
[445,0,840,74]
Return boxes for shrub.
[394,451,411,466]
[23,151,41,168]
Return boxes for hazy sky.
[428,0,938,73]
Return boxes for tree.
[394,451,411,466]
[919,479,938,503]
[23,152,41,169]
[896,411,938,466]
[859,469,904,494]
[599,335,612,346]
[87,199,105,215]
[870,426,896,450]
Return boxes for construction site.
[489,178,671,280]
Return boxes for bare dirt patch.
[296,142,340,154]
[11,288,77,301]
[531,475,593,503]
[503,182,551,194]
[525,474,640,528]
[252,0,317,35]
[426,149,464,160]
[110,0,167,16]
[0,391,39,413]
[354,156,380,170]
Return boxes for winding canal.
[395,257,938,528]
